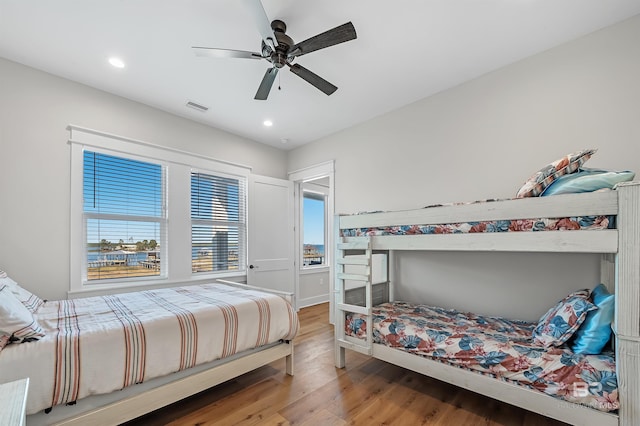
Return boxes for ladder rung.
[337,303,371,315]
[337,273,370,281]
[336,338,372,355]
[336,257,370,266]
[337,241,370,250]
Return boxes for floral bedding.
[341,215,612,237]
[341,197,614,237]
[345,302,618,412]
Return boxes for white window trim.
[190,167,247,276]
[301,182,329,270]
[68,125,251,295]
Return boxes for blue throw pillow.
[542,168,635,196]
[571,284,614,354]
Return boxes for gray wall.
[0,58,287,300]
[288,15,640,321]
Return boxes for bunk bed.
[0,279,298,426]
[334,182,640,426]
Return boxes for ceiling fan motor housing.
[262,19,294,68]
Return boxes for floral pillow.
[532,289,596,347]
[516,149,597,198]
[0,284,46,346]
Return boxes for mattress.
[341,215,612,237]
[0,283,299,415]
[345,302,618,412]
[341,198,613,237]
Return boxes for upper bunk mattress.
[0,282,299,415]
[345,302,617,412]
[342,215,612,236]
[341,197,614,237]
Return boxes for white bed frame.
[334,182,640,426]
[26,280,295,426]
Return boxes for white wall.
[288,15,640,321]
[298,270,330,308]
[0,58,288,300]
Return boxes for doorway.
[289,162,334,311]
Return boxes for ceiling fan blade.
[192,47,263,60]
[242,0,278,49]
[288,63,337,96]
[254,67,279,100]
[289,22,356,58]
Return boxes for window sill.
[69,272,246,298]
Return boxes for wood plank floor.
[124,303,568,426]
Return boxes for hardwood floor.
[124,303,567,426]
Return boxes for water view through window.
[303,193,326,266]
[83,151,164,281]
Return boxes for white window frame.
[301,183,329,270]
[190,168,247,275]
[68,125,250,295]
[81,148,169,284]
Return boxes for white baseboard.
[297,294,329,309]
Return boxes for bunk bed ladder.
[335,236,374,366]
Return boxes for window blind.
[83,150,166,281]
[191,171,246,273]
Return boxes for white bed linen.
[0,283,298,415]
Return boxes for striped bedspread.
[0,283,298,415]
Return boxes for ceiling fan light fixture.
[108,57,125,69]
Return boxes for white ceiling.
[1,1,639,150]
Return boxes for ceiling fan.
[193,0,357,100]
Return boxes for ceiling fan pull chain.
[278,72,281,91]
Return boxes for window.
[302,187,327,267]
[69,125,250,292]
[83,151,166,281]
[191,171,246,273]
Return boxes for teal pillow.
[571,284,614,354]
[542,168,635,196]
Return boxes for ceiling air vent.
[185,100,209,112]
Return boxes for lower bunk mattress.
[345,302,617,412]
[0,282,299,415]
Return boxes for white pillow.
[0,269,44,313]
[0,284,45,346]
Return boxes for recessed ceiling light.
[108,57,125,69]
[281,138,289,144]
[263,120,273,127]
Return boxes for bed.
[334,181,640,426]
[0,278,298,426]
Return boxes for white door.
[247,174,294,294]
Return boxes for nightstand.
[0,378,29,426]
